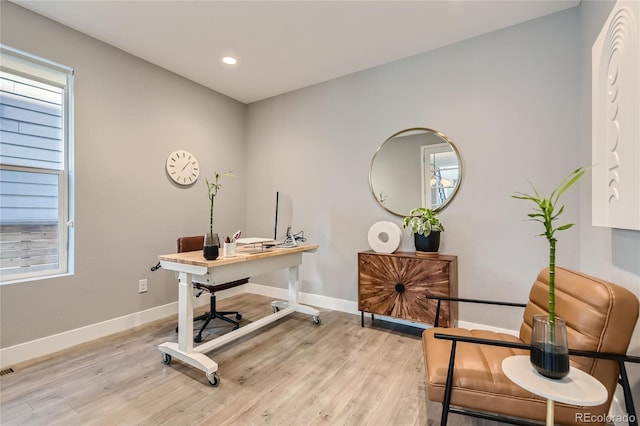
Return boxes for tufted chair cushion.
[422,266,639,425]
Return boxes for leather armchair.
[422,266,640,425]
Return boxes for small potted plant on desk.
[403,207,444,256]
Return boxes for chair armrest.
[433,332,640,363]
[426,295,526,308]
[426,296,526,327]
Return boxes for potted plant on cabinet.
[403,207,444,255]
[512,166,587,379]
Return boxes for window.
[421,143,460,210]
[0,44,74,283]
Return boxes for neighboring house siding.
[0,72,64,275]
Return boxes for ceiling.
[12,0,580,104]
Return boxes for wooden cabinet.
[358,251,458,327]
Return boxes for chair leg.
[194,294,241,342]
[211,295,241,328]
[619,360,638,426]
[215,313,241,328]
[441,340,458,426]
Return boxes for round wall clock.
[166,150,200,186]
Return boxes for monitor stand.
[279,226,298,248]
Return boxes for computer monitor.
[274,191,297,247]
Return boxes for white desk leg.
[271,264,320,323]
[158,271,220,385]
[288,264,300,306]
[177,271,194,352]
[546,399,554,426]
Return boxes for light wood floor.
[0,293,500,426]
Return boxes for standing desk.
[157,243,320,385]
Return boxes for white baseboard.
[0,285,243,369]
[0,301,179,369]
[245,282,359,314]
[0,284,524,368]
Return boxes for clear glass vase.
[530,314,569,379]
[203,232,220,260]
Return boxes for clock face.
[166,150,200,186]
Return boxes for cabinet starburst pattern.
[358,251,458,327]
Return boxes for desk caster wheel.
[161,353,172,365]
[235,313,242,320]
[313,316,321,325]
[194,335,203,343]
[207,372,220,387]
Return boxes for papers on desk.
[236,237,297,251]
[236,237,276,253]
[236,237,274,245]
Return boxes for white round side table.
[502,355,608,426]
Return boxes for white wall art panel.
[592,0,640,230]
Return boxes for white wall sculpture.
[592,0,640,230]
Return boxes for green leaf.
[551,205,565,220]
[553,167,587,201]
[511,193,535,200]
[556,223,574,231]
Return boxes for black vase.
[203,232,220,260]
[414,231,440,253]
[530,314,569,379]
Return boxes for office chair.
[177,236,248,343]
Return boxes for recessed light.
[222,56,237,65]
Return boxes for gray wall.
[243,0,640,400]
[0,2,246,348]
[245,7,584,331]
[2,2,638,384]
[577,0,640,403]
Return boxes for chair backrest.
[177,235,204,253]
[519,266,639,406]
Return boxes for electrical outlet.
[138,279,148,293]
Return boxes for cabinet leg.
[360,312,376,327]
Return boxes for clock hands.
[179,153,193,172]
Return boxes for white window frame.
[0,44,75,284]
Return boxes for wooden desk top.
[159,243,319,268]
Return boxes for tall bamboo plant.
[512,167,587,325]
[205,171,233,236]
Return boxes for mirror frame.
[369,127,463,217]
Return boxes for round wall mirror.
[369,127,463,217]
